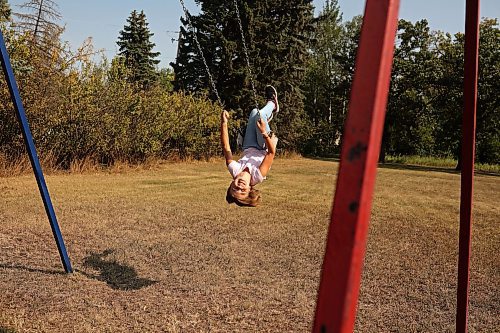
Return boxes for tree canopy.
[172,0,316,149]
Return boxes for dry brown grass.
[0,158,498,332]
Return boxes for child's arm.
[220,111,234,166]
[257,119,276,177]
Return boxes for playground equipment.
[0,31,73,273]
[177,1,480,330]
[311,1,480,333]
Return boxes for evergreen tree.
[255,0,315,149]
[172,0,315,150]
[172,0,250,112]
[117,10,160,86]
[171,1,228,98]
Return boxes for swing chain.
[232,0,260,112]
[179,0,223,106]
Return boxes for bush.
[0,44,235,167]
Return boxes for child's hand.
[257,118,267,135]
[221,110,229,124]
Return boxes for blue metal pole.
[0,28,73,273]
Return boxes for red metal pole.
[456,0,480,332]
[312,1,400,332]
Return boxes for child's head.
[226,180,261,207]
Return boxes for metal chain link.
[232,0,260,113]
[179,0,223,106]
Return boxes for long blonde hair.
[226,185,261,207]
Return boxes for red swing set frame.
[312,0,480,332]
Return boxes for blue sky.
[8,0,500,68]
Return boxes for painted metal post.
[312,0,400,332]
[0,29,73,273]
[456,0,480,331]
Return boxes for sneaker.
[265,85,280,115]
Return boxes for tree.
[302,0,344,155]
[117,10,160,86]
[171,0,227,98]
[158,67,174,92]
[0,0,11,23]
[433,18,499,166]
[381,19,439,161]
[172,0,316,150]
[301,12,363,156]
[432,30,464,163]
[13,0,62,54]
[475,18,499,164]
[333,14,363,151]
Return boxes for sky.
[8,0,500,68]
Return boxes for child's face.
[230,173,251,199]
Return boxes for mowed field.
[0,158,498,332]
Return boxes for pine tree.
[251,0,315,149]
[171,8,220,96]
[171,0,236,105]
[172,0,315,150]
[117,10,160,86]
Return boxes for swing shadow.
[77,249,157,291]
[0,263,66,276]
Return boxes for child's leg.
[255,101,275,148]
[259,101,275,123]
[242,102,275,150]
[242,108,261,150]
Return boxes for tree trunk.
[33,0,44,44]
[378,127,388,163]
[455,155,462,171]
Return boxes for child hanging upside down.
[220,85,279,207]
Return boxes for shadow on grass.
[78,249,157,291]
[303,155,340,163]
[0,263,66,275]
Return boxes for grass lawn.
[0,158,498,332]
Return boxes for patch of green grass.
[386,155,457,167]
[386,155,500,173]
